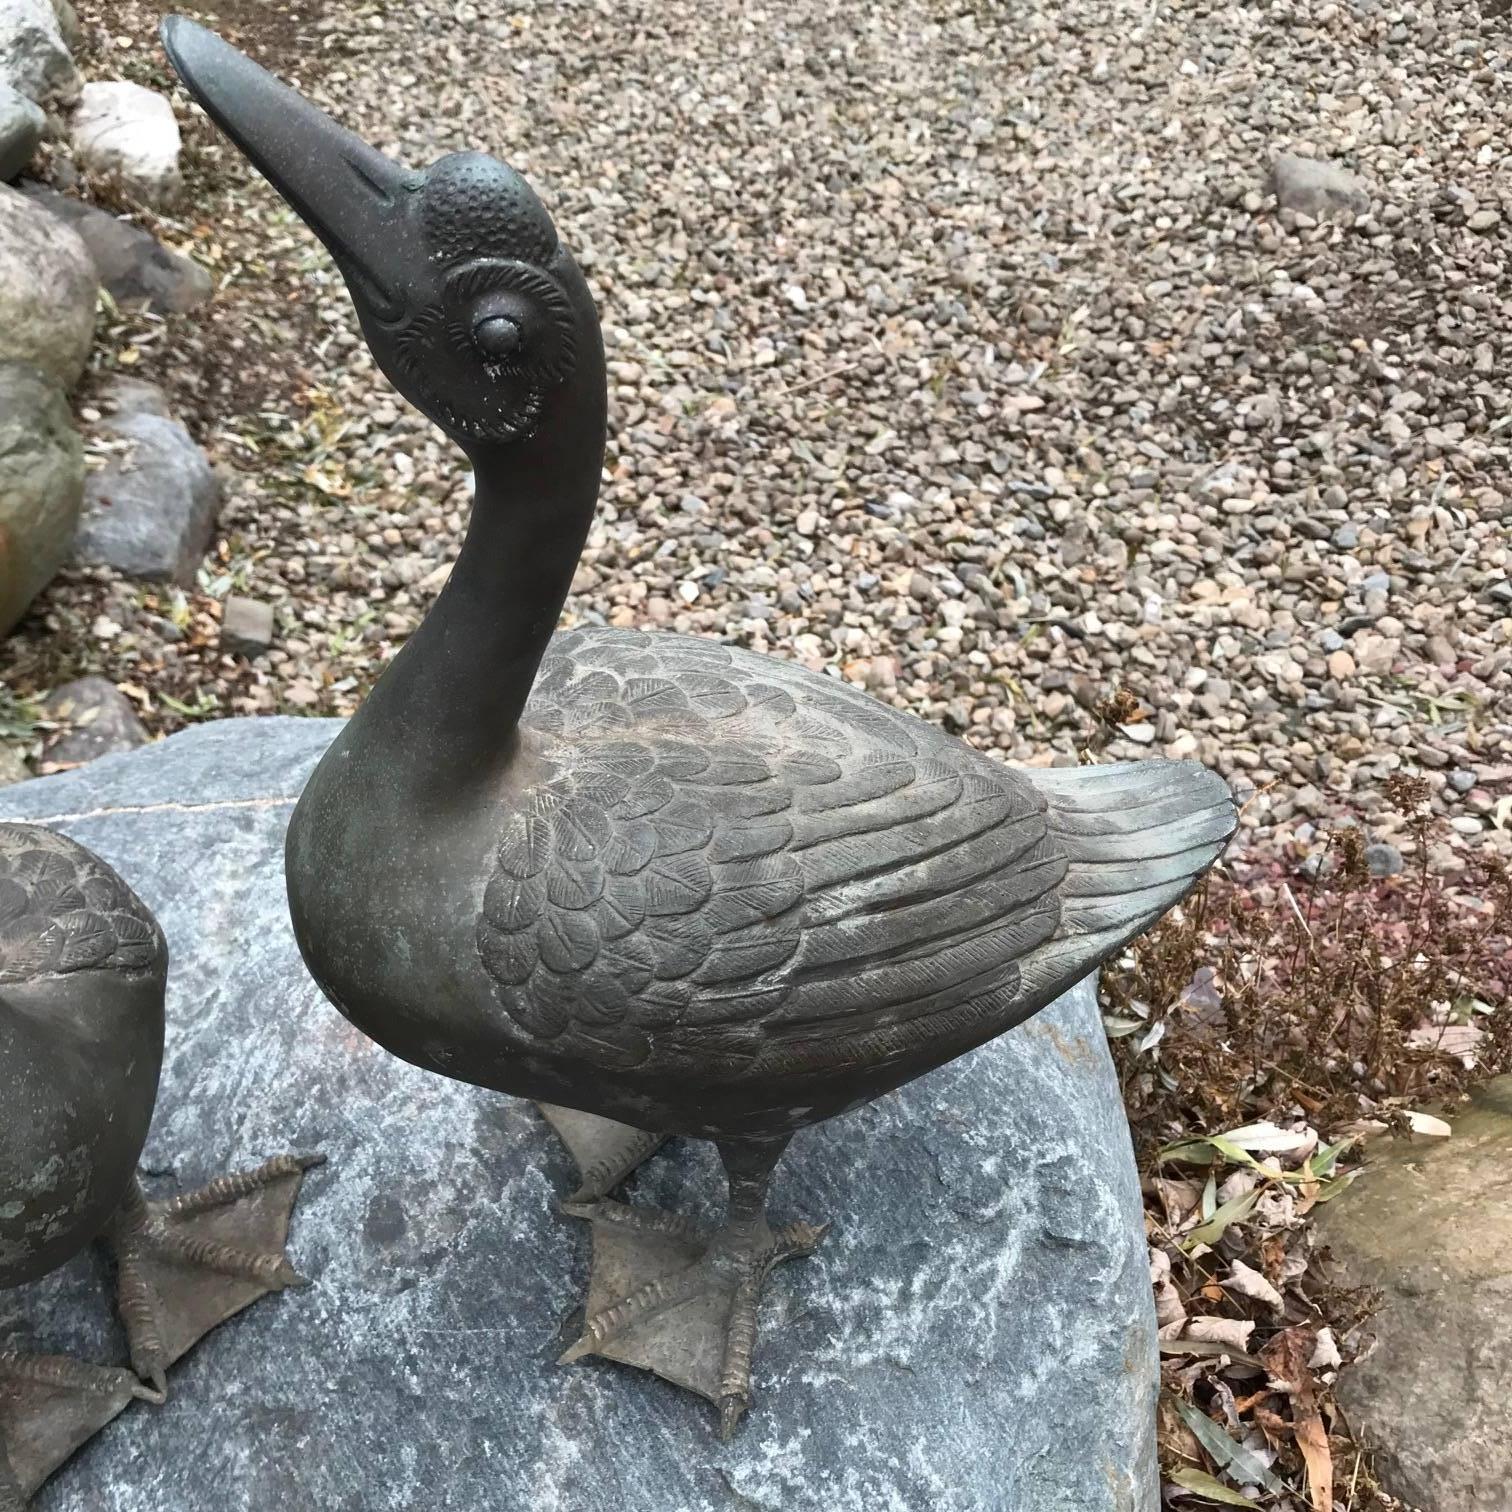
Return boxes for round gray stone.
[21,185,213,315]
[73,411,221,585]
[1269,154,1370,219]
[0,185,97,391]
[0,0,79,107]
[0,81,43,181]
[0,360,83,635]
[0,718,1157,1511]
[69,81,182,209]
[39,676,148,769]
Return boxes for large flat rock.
[1317,1077,1512,1512]
[0,717,1157,1511]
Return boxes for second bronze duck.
[0,823,319,1505]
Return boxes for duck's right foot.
[0,1350,158,1507]
[103,1154,323,1396]
[536,1103,666,1203]
[558,1197,826,1438]
[558,1134,825,1437]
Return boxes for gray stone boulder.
[1269,153,1370,219]
[23,185,213,314]
[0,0,79,106]
[96,374,170,419]
[73,411,222,584]
[0,80,43,180]
[70,81,181,208]
[219,595,275,656]
[38,676,148,770]
[48,0,79,53]
[1317,1076,1512,1512]
[0,745,27,785]
[0,361,83,634]
[0,718,1158,1512]
[0,184,97,390]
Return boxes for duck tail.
[1014,760,1237,1003]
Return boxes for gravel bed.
[6,0,1511,873]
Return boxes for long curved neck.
[346,383,605,801]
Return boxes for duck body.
[289,625,1233,1141]
[163,14,1236,1437]
[0,825,165,1288]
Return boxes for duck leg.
[559,1134,826,1438]
[103,1154,323,1396]
[535,1103,666,1203]
[0,1351,157,1508]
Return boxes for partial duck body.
[163,18,1237,1437]
[0,824,318,1506]
[0,825,164,1291]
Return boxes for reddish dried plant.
[1106,804,1510,1151]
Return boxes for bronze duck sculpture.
[0,823,318,1505]
[162,18,1237,1438]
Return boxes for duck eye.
[474,315,522,360]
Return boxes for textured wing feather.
[475,630,1233,1087]
[0,824,165,986]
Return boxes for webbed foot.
[559,1193,826,1438]
[104,1154,324,1396]
[0,1351,158,1506]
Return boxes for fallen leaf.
[1184,1316,1257,1352]
[1309,1328,1342,1371]
[1405,1109,1452,1138]
[1221,1121,1319,1158]
[1181,1187,1262,1251]
[1408,1022,1485,1063]
[1167,1466,1259,1506]
[1306,1137,1355,1179]
[1159,1337,1264,1367]
[1152,1176,1206,1229]
[1173,1397,1287,1494]
[1152,1248,1188,1337]
[1226,1259,1285,1313]
[1261,1327,1332,1512]
[1216,1169,1260,1205]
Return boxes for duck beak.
[160,16,417,320]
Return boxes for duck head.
[161,17,603,458]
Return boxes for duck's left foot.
[536,1103,666,1204]
[103,1154,324,1396]
[559,1195,827,1438]
[0,1351,158,1506]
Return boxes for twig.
[1282,882,1314,940]
[773,360,865,398]
[1346,1449,1363,1510]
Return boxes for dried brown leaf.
[1226,1258,1285,1314]
[1261,1327,1332,1512]
[1184,1316,1257,1353]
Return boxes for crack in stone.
[14,796,300,825]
